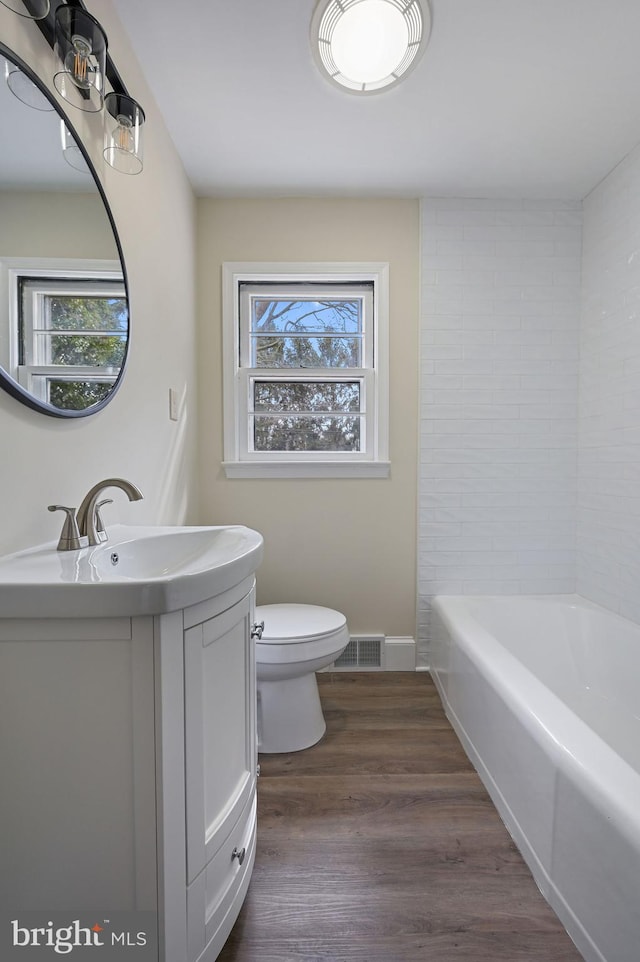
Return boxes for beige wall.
[0,1,198,554]
[0,190,118,259]
[197,198,419,639]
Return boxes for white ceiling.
[112,0,640,200]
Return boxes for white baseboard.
[384,636,416,670]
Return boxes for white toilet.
[254,603,349,754]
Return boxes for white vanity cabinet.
[182,581,257,962]
[0,569,259,962]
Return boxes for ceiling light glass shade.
[60,121,90,174]
[53,6,107,112]
[103,92,145,175]
[4,59,54,110]
[0,0,49,19]
[311,0,430,93]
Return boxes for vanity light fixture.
[60,120,90,172]
[7,0,146,175]
[103,92,145,175]
[310,0,430,94]
[53,4,107,112]
[0,0,49,19]
[4,58,54,110]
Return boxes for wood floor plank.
[317,673,444,709]
[219,932,583,962]
[318,670,442,696]
[251,836,535,886]
[318,671,432,692]
[257,773,505,839]
[226,885,571,941]
[321,705,452,731]
[217,672,583,962]
[258,729,473,777]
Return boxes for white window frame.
[0,257,125,405]
[222,262,390,479]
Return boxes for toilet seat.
[255,603,347,645]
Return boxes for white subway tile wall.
[579,144,640,622]
[418,198,582,665]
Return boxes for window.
[222,263,389,478]
[1,259,126,411]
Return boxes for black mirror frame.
[0,39,130,419]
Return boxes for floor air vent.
[333,635,385,669]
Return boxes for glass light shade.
[103,92,145,175]
[53,6,107,112]
[60,121,90,174]
[4,59,54,110]
[311,0,430,94]
[0,0,49,19]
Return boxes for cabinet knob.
[232,846,246,865]
[251,621,265,640]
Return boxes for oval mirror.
[0,42,129,418]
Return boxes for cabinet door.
[184,589,256,884]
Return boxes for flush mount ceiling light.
[311,0,430,94]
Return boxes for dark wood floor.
[218,672,583,962]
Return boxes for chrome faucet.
[49,478,144,551]
[76,478,144,546]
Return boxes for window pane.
[38,333,127,367]
[47,296,128,333]
[253,415,361,452]
[46,380,113,410]
[254,381,360,413]
[252,299,361,335]
[253,335,361,368]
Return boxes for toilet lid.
[255,603,347,644]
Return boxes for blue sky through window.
[251,298,361,335]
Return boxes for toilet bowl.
[254,603,349,753]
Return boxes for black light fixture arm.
[23,0,130,99]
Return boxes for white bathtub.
[431,594,640,962]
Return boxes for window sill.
[222,460,391,479]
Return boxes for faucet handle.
[94,499,113,544]
[47,505,88,551]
